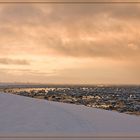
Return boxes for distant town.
[1,85,140,115]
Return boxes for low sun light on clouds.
[0,3,140,85]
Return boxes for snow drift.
[0,93,140,139]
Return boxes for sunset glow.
[0,3,140,84]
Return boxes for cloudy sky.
[0,2,140,85]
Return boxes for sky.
[0,2,140,85]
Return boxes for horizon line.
[0,82,140,87]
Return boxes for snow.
[0,93,140,140]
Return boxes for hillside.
[0,93,140,139]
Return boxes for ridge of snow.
[0,93,140,137]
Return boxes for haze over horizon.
[0,3,140,85]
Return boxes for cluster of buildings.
[3,86,140,115]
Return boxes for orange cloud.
[0,58,30,65]
[0,3,140,84]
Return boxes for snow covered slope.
[0,93,140,140]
